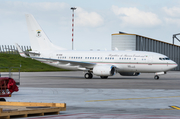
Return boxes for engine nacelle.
[119,72,140,76]
[93,65,116,76]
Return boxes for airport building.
[111,33,180,71]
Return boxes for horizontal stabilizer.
[15,43,28,58]
[24,51,40,56]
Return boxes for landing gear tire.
[100,76,108,79]
[84,73,93,79]
[0,98,6,101]
[89,73,93,79]
[154,75,159,80]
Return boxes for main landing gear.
[84,73,93,79]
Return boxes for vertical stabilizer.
[25,14,66,52]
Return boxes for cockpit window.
[159,57,170,60]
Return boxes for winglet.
[15,43,28,58]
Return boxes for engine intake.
[93,65,116,76]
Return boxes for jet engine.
[93,65,116,76]
[119,72,140,76]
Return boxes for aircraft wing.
[16,43,96,70]
[31,56,96,69]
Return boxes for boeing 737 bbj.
[16,14,178,80]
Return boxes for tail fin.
[25,14,66,52]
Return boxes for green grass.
[0,53,68,72]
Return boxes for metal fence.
[0,45,31,85]
[0,45,31,54]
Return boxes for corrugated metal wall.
[112,35,136,51]
[136,35,180,70]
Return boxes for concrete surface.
[6,71,180,118]
[20,71,180,89]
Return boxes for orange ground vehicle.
[0,77,19,101]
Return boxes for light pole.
[71,7,76,50]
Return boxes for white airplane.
[16,14,178,80]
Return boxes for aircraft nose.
[171,60,178,69]
[174,62,178,68]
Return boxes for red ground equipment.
[0,77,19,98]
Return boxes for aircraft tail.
[25,14,66,52]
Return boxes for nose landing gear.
[154,72,166,80]
[154,75,159,80]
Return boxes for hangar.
[111,32,180,71]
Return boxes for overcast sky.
[1,0,180,50]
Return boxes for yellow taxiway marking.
[170,106,180,110]
[86,96,180,102]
